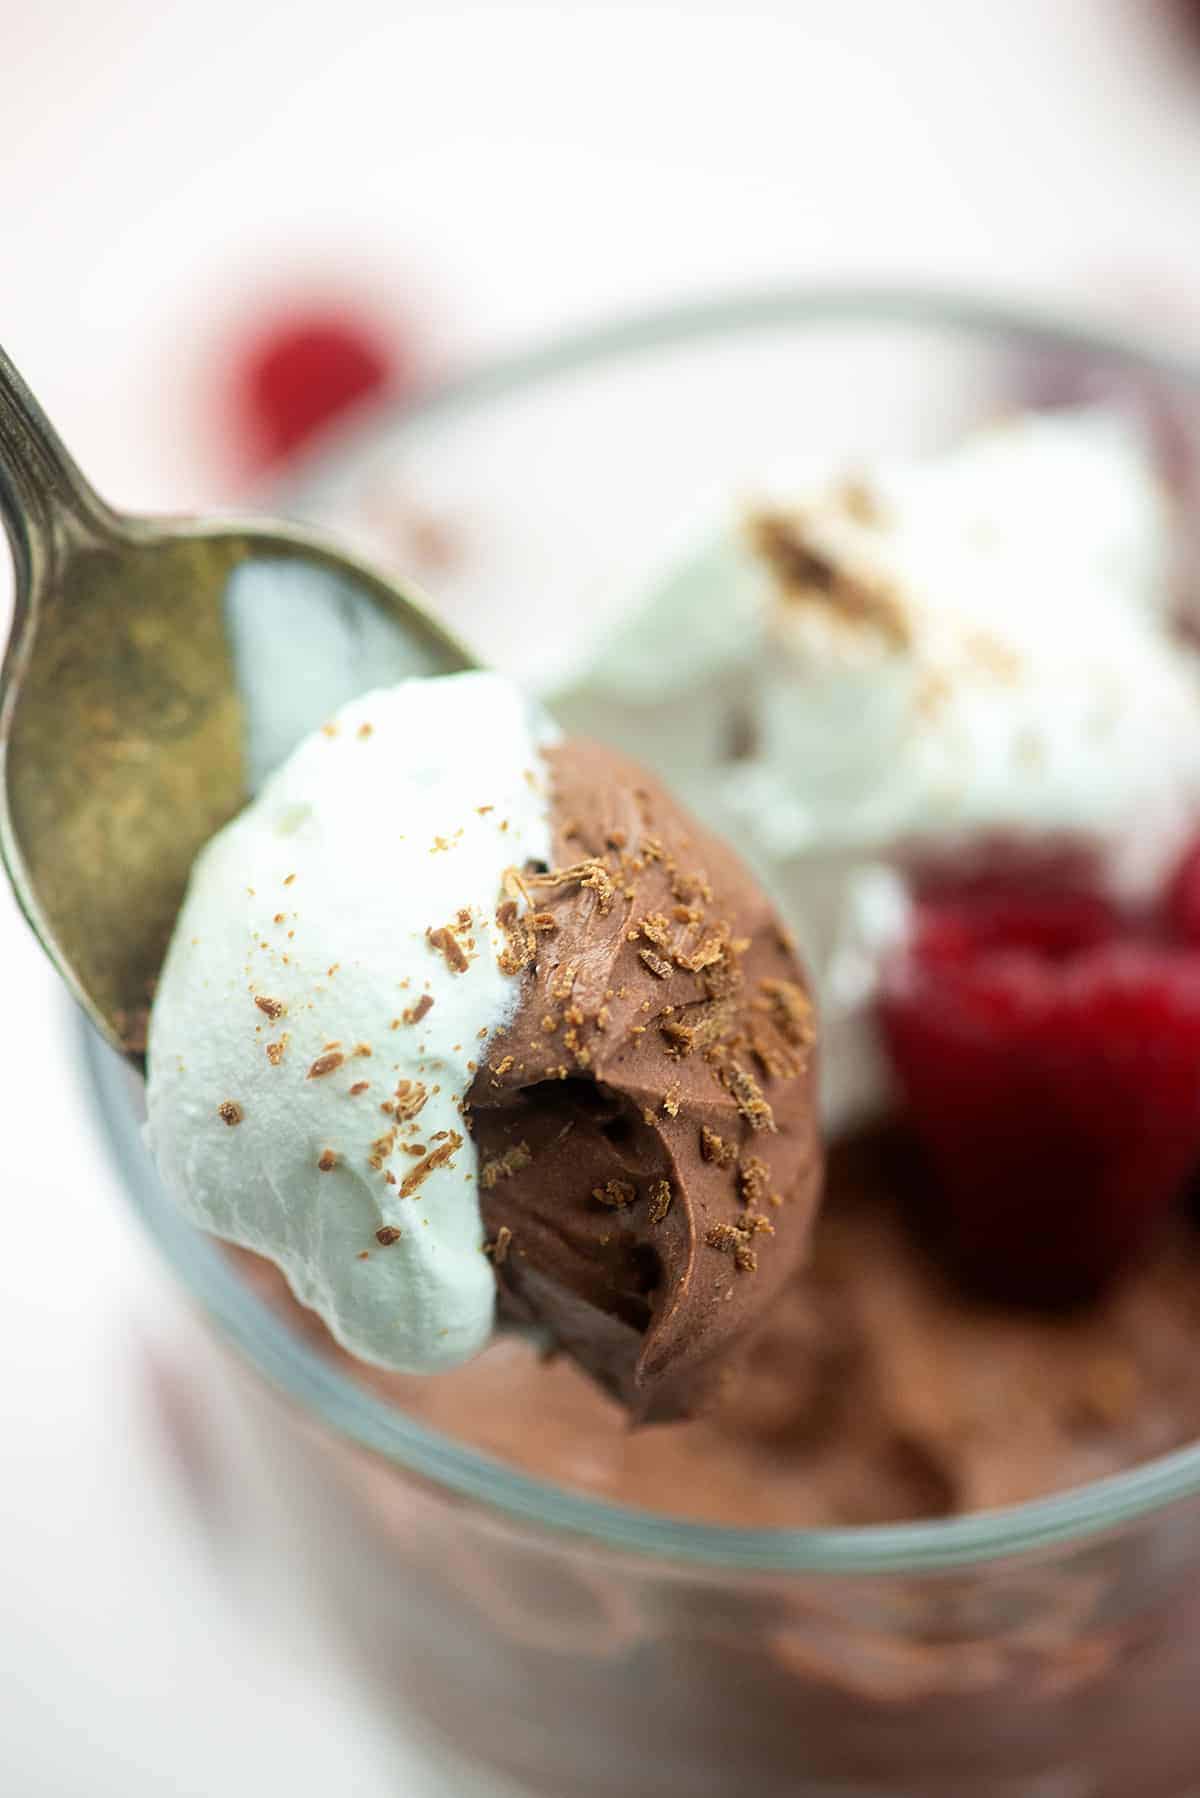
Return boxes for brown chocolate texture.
[467,738,822,1422]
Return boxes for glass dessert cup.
[85,290,1200,1796]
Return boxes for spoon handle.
[0,344,114,585]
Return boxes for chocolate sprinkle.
[647,1178,673,1224]
[592,1178,637,1209]
[427,925,470,973]
[399,1132,464,1198]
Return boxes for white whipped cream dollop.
[146,671,559,1373]
[550,409,1200,1131]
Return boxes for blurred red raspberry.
[880,882,1200,1305]
[230,307,405,472]
[1164,834,1200,945]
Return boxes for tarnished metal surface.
[0,344,473,1061]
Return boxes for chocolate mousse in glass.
[89,293,1200,1797]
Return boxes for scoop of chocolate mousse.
[467,738,821,1423]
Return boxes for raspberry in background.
[1164,836,1200,944]
[880,878,1200,1306]
[228,305,406,474]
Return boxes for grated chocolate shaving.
[705,1221,755,1270]
[317,1148,337,1172]
[551,960,579,1001]
[638,948,674,981]
[738,1156,772,1207]
[255,995,286,1021]
[700,1126,737,1167]
[307,1050,345,1080]
[375,1225,402,1245]
[639,912,673,951]
[485,1224,513,1265]
[722,1062,776,1132]
[758,977,816,1052]
[399,1131,464,1197]
[368,1127,397,1170]
[427,925,469,973]
[670,866,713,907]
[647,1178,673,1224]
[700,935,746,1000]
[496,898,537,975]
[393,1079,429,1121]
[661,997,736,1059]
[525,858,616,914]
[402,994,435,1026]
[748,508,910,649]
[592,1178,636,1209]
[674,935,727,974]
[705,1213,771,1272]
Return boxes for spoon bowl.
[0,345,474,1062]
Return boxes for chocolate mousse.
[470,738,821,1422]
[234,1122,1200,1525]
[144,673,821,1418]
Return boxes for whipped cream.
[146,672,559,1373]
[550,410,1200,1131]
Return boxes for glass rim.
[277,279,1200,512]
[102,283,1200,1577]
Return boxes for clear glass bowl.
[85,289,1200,1796]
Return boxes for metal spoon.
[0,343,473,1064]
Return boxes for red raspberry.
[1164,835,1200,945]
[230,307,403,472]
[880,892,1200,1304]
[909,887,1121,964]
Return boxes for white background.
[5,2,1200,1791]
